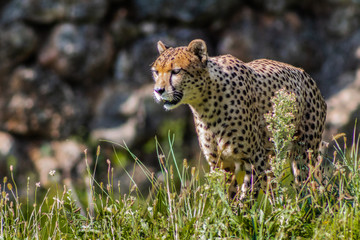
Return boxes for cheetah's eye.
[171,68,181,75]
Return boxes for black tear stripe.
[169,73,175,91]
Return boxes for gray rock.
[0,131,16,177]
[90,84,155,145]
[64,0,108,23]
[0,66,89,138]
[29,140,88,186]
[110,9,141,48]
[0,0,107,24]
[39,23,113,83]
[0,0,27,24]
[327,7,360,37]
[218,9,321,71]
[252,0,294,13]
[0,22,37,73]
[133,0,241,23]
[317,30,360,97]
[324,69,360,143]
[0,132,15,158]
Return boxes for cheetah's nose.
[154,88,165,95]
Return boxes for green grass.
[1,91,360,239]
[1,135,360,239]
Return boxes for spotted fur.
[152,39,327,200]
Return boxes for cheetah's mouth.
[163,98,181,110]
[162,92,183,110]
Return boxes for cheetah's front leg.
[239,163,262,201]
[240,151,269,202]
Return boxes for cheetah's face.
[152,39,208,110]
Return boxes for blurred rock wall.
[0,0,360,188]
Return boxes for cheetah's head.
[151,39,208,110]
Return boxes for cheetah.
[151,39,327,200]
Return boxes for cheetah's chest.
[194,117,249,163]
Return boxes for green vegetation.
[1,91,360,239]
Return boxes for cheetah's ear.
[157,41,169,54]
[187,39,208,65]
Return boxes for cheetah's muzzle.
[155,90,183,110]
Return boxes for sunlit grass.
[1,92,360,239]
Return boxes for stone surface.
[110,9,141,48]
[133,0,241,23]
[218,8,321,71]
[317,30,360,97]
[0,66,89,138]
[29,140,88,186]
[0,22,37,74]
[0,132,15,158]
[39,23,113,83]
[0,0,107,24]
[327,6,360,37]
[0,131,16,177]
[325,69,360,141]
